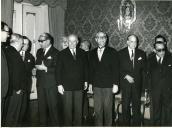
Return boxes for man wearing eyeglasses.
[1,21,10,126]
[88,32,119,126]
[147,36,172,126]
[35,33,60,126]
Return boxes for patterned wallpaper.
[65,0,172,53]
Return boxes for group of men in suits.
[147,35,172,126]
[1,20,172,126]
[1,22,35,126]
[119,34,172,126]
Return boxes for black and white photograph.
[1,0,172,127]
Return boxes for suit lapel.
[94,48,99,62]
[152,55,158,66]
[126,48,131,62]
[67,47,75,59]
[162,53,168,65]
[134,49,138,64]
[24,52,28,62]
[100,47,107,62]
[76,48,79,59]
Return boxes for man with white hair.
[4,33,26,126]
[89,31,119,126]
[56,34,88,126]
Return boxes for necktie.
[131,50,134,60]
[98,48,103,61]
[72,49,76,60]
[43,50,45,56]
[21,51,25,61]
[158,58,161,65]
[131,50,134,68]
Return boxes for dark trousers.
[63,90,83,126]
[94,87,113,126]
[122,85,141,126]
[1,97,7,126]
[18,92,29,126]
[37,86,59,126]
[4,91,23,127]
[152,89,172,126]
[83,90,89,119]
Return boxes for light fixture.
[117,0,136,32]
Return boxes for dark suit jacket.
[119,47,146,93]
[36,46,59,89]
[23,52,35,92]
[4,46,26,96]
[1,46,9,98]
[148,52,172,101]
[56,47,88,91]
[89,46,119,88]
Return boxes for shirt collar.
[98,47,105,51]
[128,47,135,53]
[69,48,76,54]
[44,45,52,55]
[69,48,76,51]
[20,50,25,55]
[156,55,163,61]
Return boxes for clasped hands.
[35,61,47,72]
[58,82,88,95]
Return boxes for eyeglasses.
[38,39,47,43]
[2,30,9,33]
[156,48,165,52]
[96,36,106,39]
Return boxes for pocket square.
[168,64,171,67]
[27,59,31,62]
[138,57,142,60]
[47,56,52,59]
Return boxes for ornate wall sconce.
[117,0,136,32]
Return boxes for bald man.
[60,36,68,50]
[56,34,88,126]
[4,33,26,126]
[119,34,146,126]
[89,32,119,126]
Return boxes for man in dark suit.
[56,34,88,126]
[148,39,172,126]
[88,32,119,126]
[35,33,60,126]
[1,21,10,126]
[119,34,146,126]
[79,40,91,123]
[4,33,27,126]
[19,36,35,125]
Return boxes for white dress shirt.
[44,45,52,55]
[156,55,163,64]
[69,48,76,56]
[128,47,135,60]
[97,47,105,61]
[20,50,25,61]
